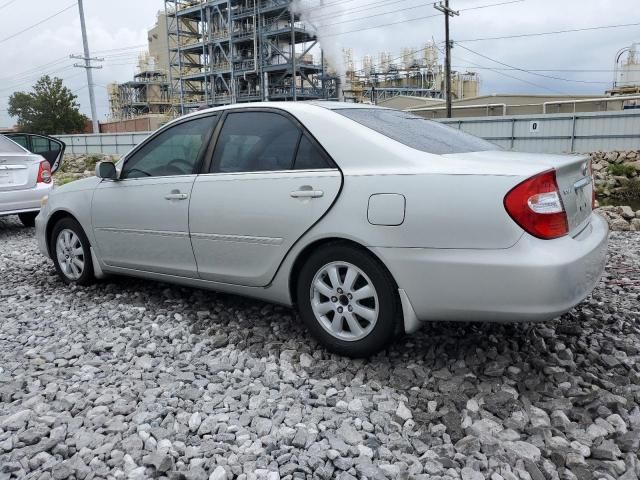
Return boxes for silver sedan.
[35,102,608,357]
[0,134,61,227]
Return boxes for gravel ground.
[0,216,639,480]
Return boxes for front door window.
[121,116,215,179]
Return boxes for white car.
[35,103,608,357]
[0,134,61,227]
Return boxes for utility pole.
[72,0,103,133]
[434,1,459,118]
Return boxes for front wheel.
[50,218,95,285]
[296,244,399,358]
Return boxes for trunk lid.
[0,153,40,192]
[442,151,593,236]
[554,155,593,235]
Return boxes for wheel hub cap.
[310,261,379,342]
[55,229,85,281]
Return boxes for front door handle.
[290,189,324,199]
[165,192,188,200]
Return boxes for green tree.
[8,76,88,134]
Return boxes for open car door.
[5,133,66,174]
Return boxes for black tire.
[18,212,38,228]
[296,244,399,358]
[50,217,95,286]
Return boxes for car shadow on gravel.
[0,217,32,238]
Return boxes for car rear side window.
[211,112,301,173]
[0,134,28,154]
[335,108,497,154]
[294,135,331,170]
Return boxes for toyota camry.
[35,102,608,357]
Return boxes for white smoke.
[291,0,348,81]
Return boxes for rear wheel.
[296,244,399,357]
[50,218,94,285]
[18,212,38,228]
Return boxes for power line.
[93,44,147,54]
[307,0,416,23]
[456,43,611,84]
[0,0,19,10]
[457,21,640,42]
[0,66,78,94]
[321,0,524,37]
[452,66,617,72]
[450,50,562,93]
[312,0,428,26]
[0,56,70,82]
[0,3,77,44]
[345,0,525,74]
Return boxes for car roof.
[179,101,388,121]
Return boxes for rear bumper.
[372,213,609,324]
[0,183,52,216]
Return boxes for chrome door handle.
[290,190,324,198]
[165,193,188,200]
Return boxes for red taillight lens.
[504,169,568,240]
[37,161,52,184]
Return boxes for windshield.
[335,108,497,155]
[0,134,28,154]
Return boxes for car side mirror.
[96,161,117,180]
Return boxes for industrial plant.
[342,42,479,104]
[107,1,481,127]
[163,0,340,115]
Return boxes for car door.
[91,114,217,277]
[5,133,66,173]
[189,109,342,287]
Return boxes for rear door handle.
[165,193,188,200]
[290,190,324,198]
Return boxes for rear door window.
[31,136,51,154]
[335,108,497,154]
[294,135,332,170]
[211,112,301,173]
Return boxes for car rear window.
[334,108,497,155]
[0,134,28,154]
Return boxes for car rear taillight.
[37,161,52,184]
[504,169,568,240]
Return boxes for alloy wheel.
[56,229,85,281]
[309,261,379,342]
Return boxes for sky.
[0,0,638,128]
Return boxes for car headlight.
[41,195,49,208]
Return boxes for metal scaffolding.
[164,0,337,116]
[109,69,172,119]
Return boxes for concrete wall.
[55,132,152,155]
